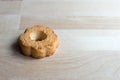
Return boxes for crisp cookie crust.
[18,25,59,59]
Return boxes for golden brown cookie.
[18,25,59,59]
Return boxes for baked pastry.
[18,25,59,59]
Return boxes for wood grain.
[20,0,120,29]
[1,30,120,80]
[21,0,120,17]
[0,1,21,14]
[20,16,120,29]
[0,15,20,31]
[1,0,120,80]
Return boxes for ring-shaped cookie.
[18,25,59,59]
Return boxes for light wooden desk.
[1,0,120,80]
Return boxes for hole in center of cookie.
[30,31,47,41]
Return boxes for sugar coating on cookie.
[18,25,59,59]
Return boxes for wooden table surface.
[1,0,120,80]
